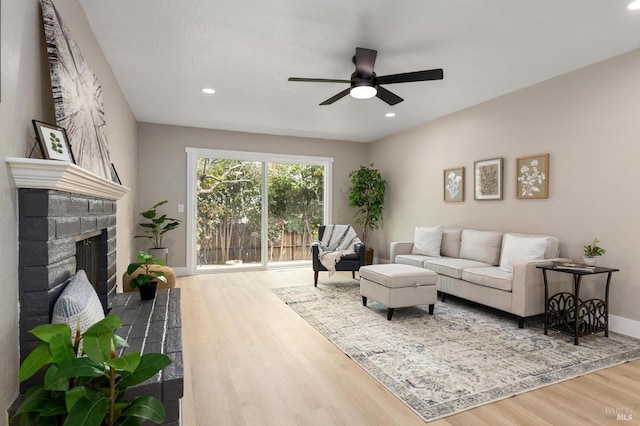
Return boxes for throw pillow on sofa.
[52,269,105,335]
[499,234,550,273]
[411,225,444,257]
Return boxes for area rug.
[272,282,640,422]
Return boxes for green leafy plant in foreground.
[11,315,171,425]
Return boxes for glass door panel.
[196,158,263,270]
[267,163,324,266]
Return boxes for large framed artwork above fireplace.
[7,157,129,364]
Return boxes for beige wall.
[369,48,640,323]
[0,0,138,417]
[136,123,368,267]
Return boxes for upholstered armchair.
[311,225,366,286]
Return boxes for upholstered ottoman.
[360,264,438,320]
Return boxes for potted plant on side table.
[348,163,386,265]
[127,251,168,300]
[583,237,605,266]
[136,200,180,265]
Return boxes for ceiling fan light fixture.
[350,85,377,99]
[629,0,640,9]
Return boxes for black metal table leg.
[604,272,613,337]
[573,274,582,346]
[542,269,549,335]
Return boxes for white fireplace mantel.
[6,157,130,201]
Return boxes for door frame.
[185,147,333,275]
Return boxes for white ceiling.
[78,0,640,143]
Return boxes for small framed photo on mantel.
[444,167,464,202]
[32,120,76,163]
[474,157,503,201]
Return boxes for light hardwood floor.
[178,268,640,425]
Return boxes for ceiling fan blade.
[354,47,377,76]
[376,86,403,105]
[289,77,351,83]
[320,88,350,105]
[376,68,444,85]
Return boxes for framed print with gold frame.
[444,167,464,202]
[516,153,549,199]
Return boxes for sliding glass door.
[185,148,332,273]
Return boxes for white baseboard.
[609,314,640,339]
[172,266,188,277]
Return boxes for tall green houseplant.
[348,163,386,248]
[136,200,180,249]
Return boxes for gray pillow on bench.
[51,270,105,335]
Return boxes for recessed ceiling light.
[629,0,640,10]
[201,87,216,94]
[385,112,396,118]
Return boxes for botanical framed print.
[444,167,464,202]
[32,120,75,163]
[516,153,549,199]
[474,157,503,200]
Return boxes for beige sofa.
[390,227,570,327]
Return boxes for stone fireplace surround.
[7,157,129,363]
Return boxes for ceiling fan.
[288,47,444,106]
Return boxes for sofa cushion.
[459,229,504,265]
[395,254,433,268]
[462,267,513,292]
[411,225,444,257]
[424,257,493,279]
[52,270,105,334]
[503,232,559,259]
[499,234,549,273]
[441,228,463,258]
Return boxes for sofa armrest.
[390,241,414,263]
[511,258,573,317]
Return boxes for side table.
[537,264,619,345]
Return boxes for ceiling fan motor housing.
[350,71,376,90]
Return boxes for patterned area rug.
[272,282,640,422]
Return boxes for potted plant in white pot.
[135,200,180,265]
[348,163,386,265]
[583,237,605,266]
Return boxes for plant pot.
[364,248,374,265]
[138,281,158,300]
[583,256,597,267]
[149,248,169,265]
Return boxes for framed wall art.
[41,0,111,179]
[110,163,122,185]
[32,120,75,163]
[444,167,465,202]
[474,157,503,200]
[516,153,549,199]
